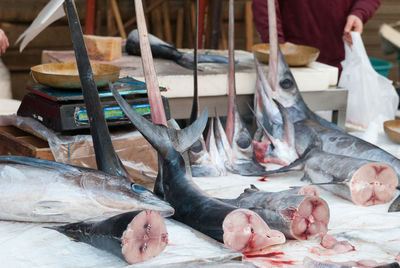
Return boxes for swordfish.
[111,84,286,253]
[187,0,226,177]
[254,0,400,211]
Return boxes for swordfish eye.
[237,133,252,149]
[279,73,294,90]
[131,183,147,194]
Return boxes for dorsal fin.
[64,0,129,179]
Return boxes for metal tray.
[30,62,120,89]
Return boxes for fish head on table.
[252,97,298,167]
[0,155,174,222]
[188,122,226,177]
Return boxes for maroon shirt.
[252,0,381,69]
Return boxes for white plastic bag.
[339,32,399,129]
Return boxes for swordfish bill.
[190,0,200,124]
[225,0,236,146]
[134,0,167,127]
[187,0,225,177]
[111,86,286,252]
[64,0,128,179]
[133,0,168,197]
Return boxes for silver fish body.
[0,156,173,223]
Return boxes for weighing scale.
[17,77,170,133]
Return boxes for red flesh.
[285,196,330,240]
[297,186,319,197]
[350,163,398,206]
[121,210,168,264]
[222,209,286,253]
[310,234,355,256]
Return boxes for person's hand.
[0,29,9,55]
[343,15,363,46]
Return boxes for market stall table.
[41,49,347,128]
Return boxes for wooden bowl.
[31,62,121,89]
[384,120,400,143]
[252,43,320,66]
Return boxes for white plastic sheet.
[339,32,399,130]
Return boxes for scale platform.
[17,77,170,133]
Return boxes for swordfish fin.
[64,0,129,179]
[110,83,208,156]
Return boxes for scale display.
[76,104,151,122]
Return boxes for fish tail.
[110,83,208,158]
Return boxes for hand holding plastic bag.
[339,32,399,129]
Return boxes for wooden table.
[42,49,348,128]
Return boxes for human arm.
[344,0,381,45]
[0,29,9,55]
[252,0,285,43]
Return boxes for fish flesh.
[110,85,286,252]
[0,155,173,222]
[221,185,330,240]
[125,29,230,69]
[242,118,399,206]
[49,210,168,264]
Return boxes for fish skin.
[0,156,174,223]
[111,87,231,240]
[111,87,286,250]
[125,29,229,69]
[50,210,168,264]
[257,29,400,211]
[220,185,330,240]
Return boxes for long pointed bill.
[267,0,278,92]
[17,0,65,52]
[225,0,236,146]
[134,0,167,127]
[64,0,128,179]
[190,0,200,124]
[273,100,295,149]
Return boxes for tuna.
[0,155,173,222]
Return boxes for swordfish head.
[252,58,298,168]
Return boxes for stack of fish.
[10,0,400,266]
